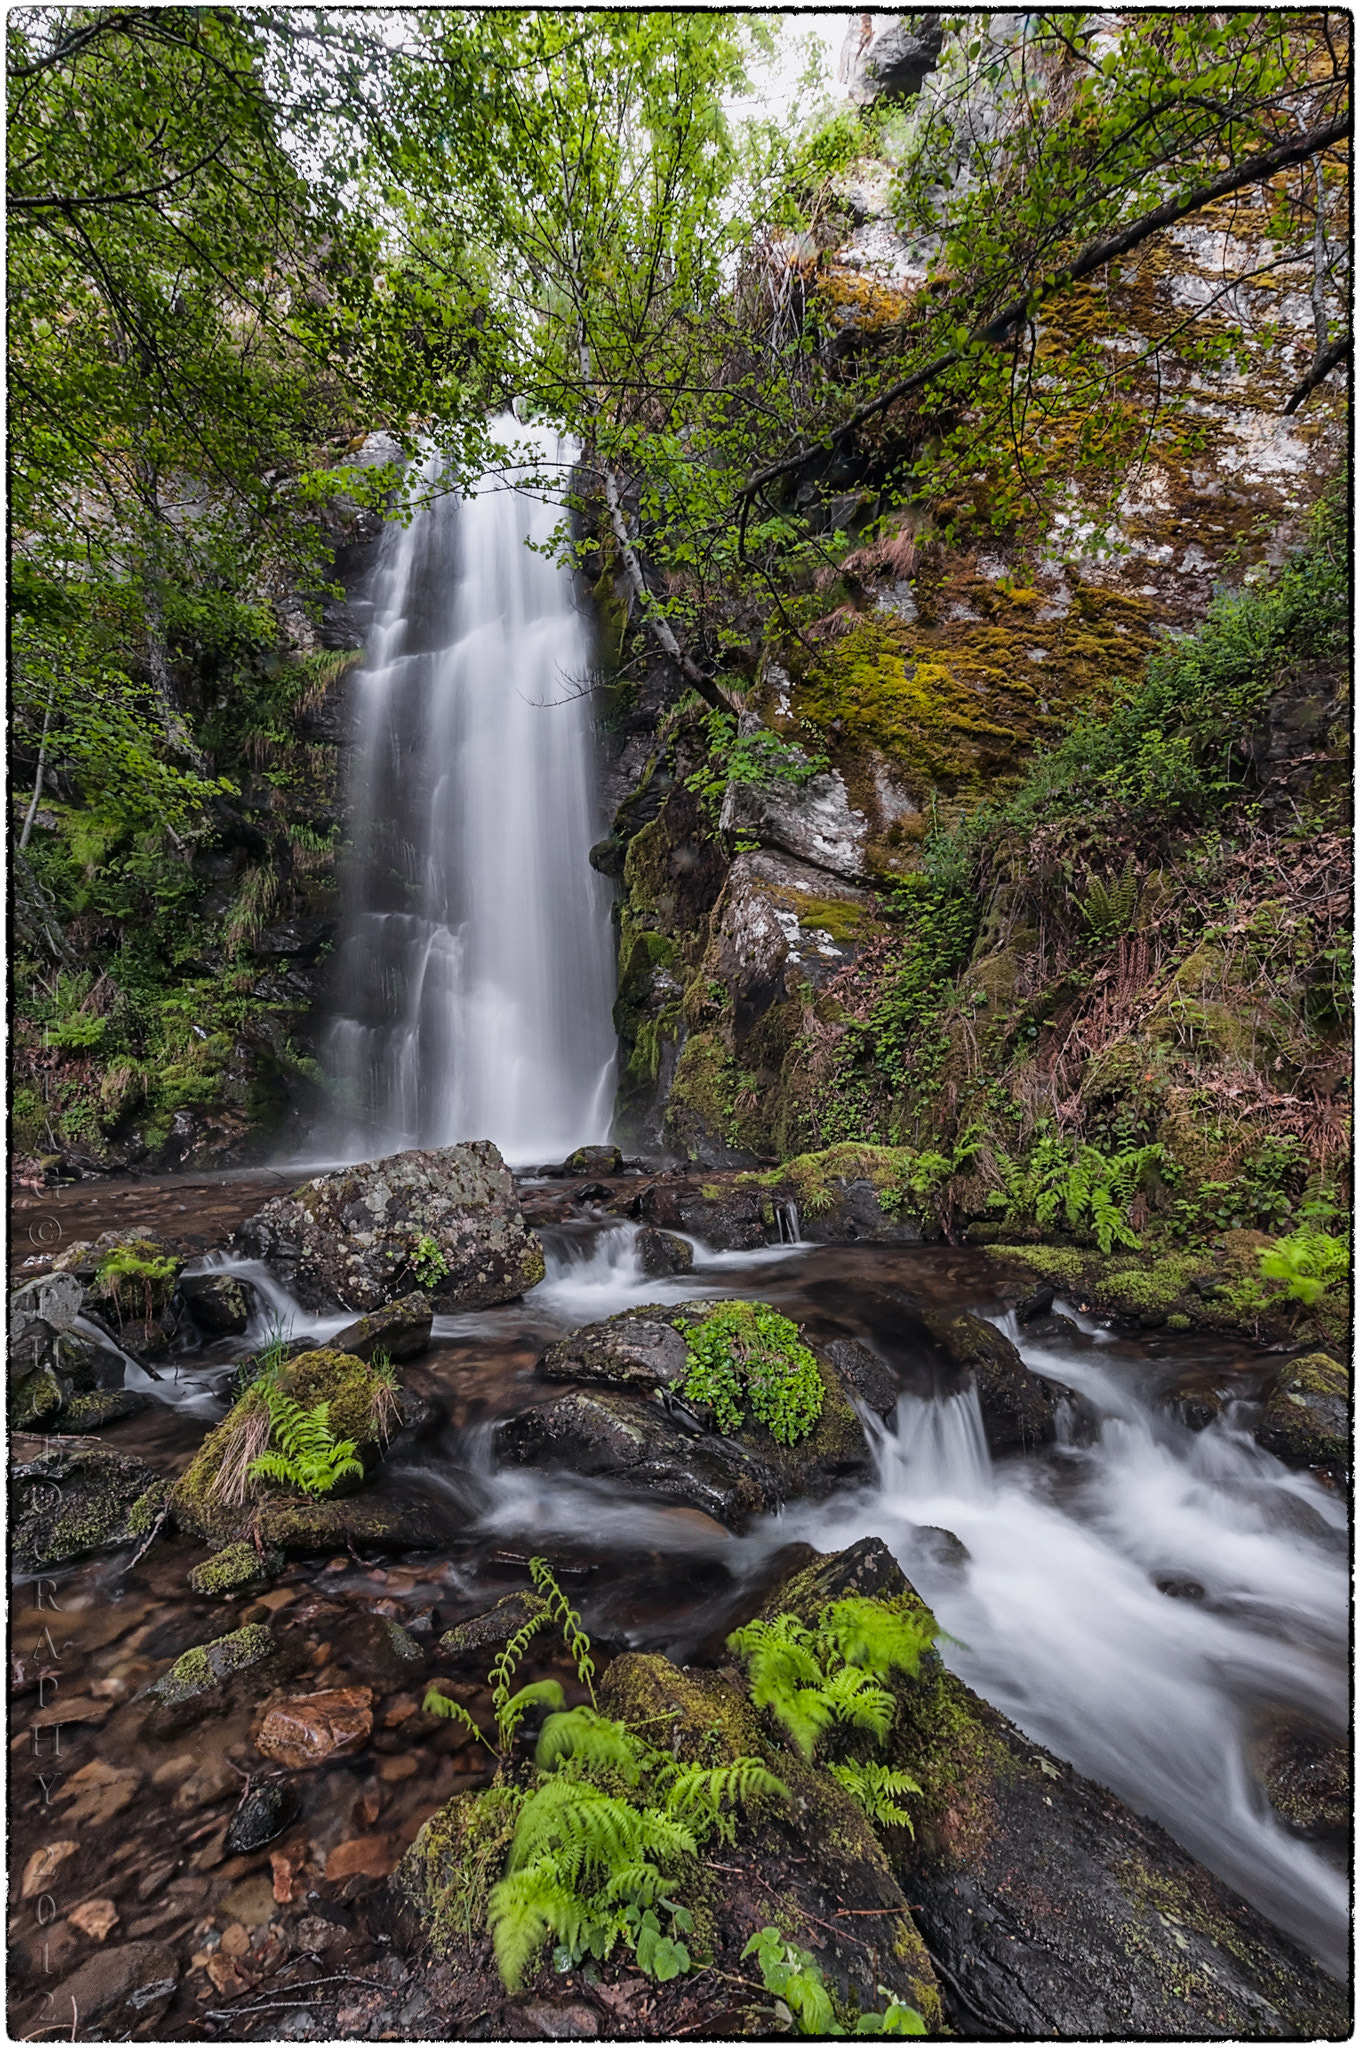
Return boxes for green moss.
[188,1540,281,1597]
[126,1478,172,1537]
[10,1369,65,1430]
[148,1621,276,1704]
[396,1786,525,1958]
[1279,1351,1346,1399]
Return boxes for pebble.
[68,1898,118,1941]
[377,1753,420,1781]
[220,1872,277,1928]
[224,1779,300,1853]
[256,1686,374,1768]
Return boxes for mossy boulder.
[1255,1353,1348,1478]
[234,1140,545,1314]
[171,1347,437,1553]
[496,1306,872,1531]
[635,1226,694,1277]
[11,1444,171,1574]
[758,1540,1348,2037]
[330,1291,434,1363]
[437,1590,549,1661]
[147,1623,277,1705]
[748,1144,936,1245]
[178,1271,254,1336]
[637,1178,773,1251]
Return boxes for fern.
[530,1556,597,1703]
[1079,858,1139,939]
[246,1385,363,1496]
[729,1598,936,1764]
[827,1760,923,1832]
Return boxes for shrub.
[681,1301,824,1443]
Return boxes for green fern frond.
[529,1557,597,1702]
[828,1760,923,1832]
[821,1664,896,1743]
[487,1860,584,1992]
[820,1596,936,1680]
[422,1686,495,1752]
[498,1679,565,1746]
[246,1385,364,1496]
[536,1706,644,1781]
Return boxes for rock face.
[840,12,945,103]
[496,1311,873,1530]
[763,1540,1348,2038]
[12,1444,171,1574]
[178,1271,254,1335]
[1255,1352,1348,1477]
[924,1309,1063,1452]
[637,1180,772,1251]
[234,1141,545,1314]
[822,1336,900,1422]
[720,754,869,881]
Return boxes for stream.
[12,1184,1349,2019]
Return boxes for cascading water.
[318,419,616,1164]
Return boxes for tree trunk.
[601,464,735,714]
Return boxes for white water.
[318,421,616,1165]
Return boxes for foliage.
[825,1760,924,1833]
[425,1560,782,1993]
[96,1245,178,1315]
[681,1301,824,1443]
[411,1234,450,1289]
[728,1596,936,1768]
[1256,1225,1351,1309]
[247,1383,364,1496]
[684,706,830,828]
[744,1926,926,2036]
[1079,861,1140,941]
[992,1138,1167,1254]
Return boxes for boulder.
[634,1227,693,1278]
[496,1334,872,1533]
[179,1271,255,1336]
[637,1180,772,1251]
[234,1140,545,1314]
[760,1540,1348,2037]
[331,1291,434,1363]
[822,1336,900,1423]
[55,1388,154,1432]
[256,1686,373,1768]
[10,1269,83,1338]
[795,1178,925,1246]
[537,1313,691,1390]
[1255,1353,1348,1478]
[1253,1711,1349,1846]
[840,13,945,104]
[719,752,869,881]
[147,1623,277,1706]
[562,1145,623,1177]
[12,1444,171,1574]
[924,1309,1063,1453]
[189,1542,284,1598]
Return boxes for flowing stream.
[318,422,616,1164]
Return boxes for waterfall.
[318,422,617,1165]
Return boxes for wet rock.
[333,1611,427,1684]
[256,1686,373,1768]
[439,1590,548,1660]
[496,1346,872,1533]
[10,1269,84,1340]
[1016,1282,1056,1323]
[907,1524,971,1574]
[11,1444,171,1574]
[224,1780,300,1853]
[44,1940,180,2036]
[1023,1310,1089,1346]
[924,1309,1062,1453]
[720,754,869,880]
[56,1387,155,1432]
[331,1292,434,1363]
[1155,1576,1206,1600]
[822,1336,899,1422]
[562,1144,623,1176]
[759,1538,1347,2038]
[637,1180,772,1251]
[235,1140,544,1314]
[794,1177,925,1246]
[571,1180,612,1203]
[147,1623,277,1706]
[537,1313,690,1390]
[1255,1352,1348,1478]
[1253,1712,1350,1843]
[11,1365,68,1430]
[179,1271,254,1336]
[51,1229,184,1314]
[634,1226,693,1277]
[189,1542,284,1598]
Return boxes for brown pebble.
[377,1754,420,1782]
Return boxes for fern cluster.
[728,1596,934,1831]
[681,1301,823,1444]
[1078,859,1139,940]
[424,1558,783,1995]
[246,1382,363,1496]
[992,1135,1166,1253]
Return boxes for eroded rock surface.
[235,1141,544,1314]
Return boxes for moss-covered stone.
[1256,1352,1348,1477]
[12,1444,170,1574]
[188,1541,283,1598]
[148,1622,277,1705]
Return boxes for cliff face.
[592,16,1349,1264]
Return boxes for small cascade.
[773,1196,801,1244]
[317,419,617,1165]
[880,1383,994,1501]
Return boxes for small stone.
[173,1753,241,1810]
[188,1543,283,1598]
[221,1873,278,1928]
[352,1785,382,1828]
[220,1921,251,1958]
[562,1145,623,1177]
[293,1914,340,1953]
[330,1292,434,1363]
[224,1779,300,1853]
[22,1839,79,1897]
[438,1590,548,1659]
[325,1833,400,1881]
[68,1898,119,1941]
[377,1753,420,1782]
[256,1687,374,1768]
[29,1693,110,1729]
[1016,1283,1056,1323]
[55,1758,139,1825]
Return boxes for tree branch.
[1283,328,1351,414]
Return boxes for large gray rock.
[706,851,877,1036]
[720,753,869,880]
[839,14,945,103]
[331,1291,435,1363]
[12,1444,171,1574]
[234,1141,545,1314]
[637,1179,773,1251]
[537,1314,691,1390]
[10,1270,83,1338]
[760,1539,1348,2037]
[1255,1353,1348,1479]
[43,1941,180,2037]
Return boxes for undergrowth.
[681,1301,824,1443]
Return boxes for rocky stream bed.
[7,1145,1350,2041]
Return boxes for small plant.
[1257,1225,1350,1308]
[411,1233,450,1288]
[97,1245,178,1323]
[1078,859,1139,940]
[247,1383,364,1496]
[728,1595,936,1798]
[744,1927,926,2035]
[681,1301,824,1444]
[825,1758,924,1832]
[425,1560,784,1994]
